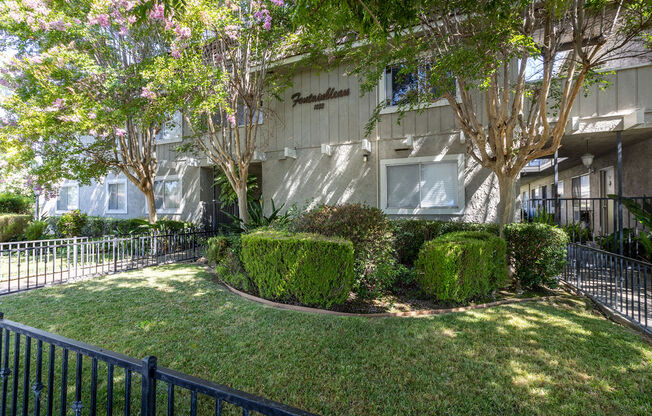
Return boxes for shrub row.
[0,214,32,242]
[0,193,33,215]
[416,231,508,302]
[240,231,354,307]
[47,211,193,238]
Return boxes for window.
[154,177,181,213]
[155,111,183,144]
[56,183,79,212]
[380,154,465,215]
[380,64,456,113]
[524,52,569,82]
[556,181,564,198]
[106,180,127,214]
[236,105,263,127]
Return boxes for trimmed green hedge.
[393,219,499,266]
[415,231,507,303]
[241,231,354,307]
[504,223,568,288]
[0,214,32,242]
[0,193,33,215]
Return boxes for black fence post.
[141,356,157,416]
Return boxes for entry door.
[599,167,615,234]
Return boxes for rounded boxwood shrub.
[293,203,396,298]
[393,219,499,266]
[241,230,354,307]
[415,231,507,303]
[0,214,32,242]
[56,210,88,237]
[504,223,568,288]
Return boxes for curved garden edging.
[217,277,560,318]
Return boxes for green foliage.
[0,192,33,214]
[23,220,48,241]
[608,195,652,260]
[415,231,508,303]
[560,223,593,244]
[214,169,258,206]
[206,234,251,292]
[392,219,499,266]
[56,210,88,238]
[241,231,354,307]
[293,204,397,298]
[504,223,569,289]
[0,214,31,242]
[224,199,291,233]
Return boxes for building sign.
[291,87,350,108]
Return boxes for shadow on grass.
[0,264,650,416]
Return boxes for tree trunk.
[497,174,516,238]
[145,187,158,224]
[236,183,249,224]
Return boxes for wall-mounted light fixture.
[280,147,297,160]
[253,150,267,162]
[363,154,369,163]
[361,139,372,155]
[581,139,594,173]
[321,143,333,157]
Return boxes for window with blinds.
[381,155,464,214]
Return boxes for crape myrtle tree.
[0,0,177,223]
[298,0,652,235]
[144,0,298,223]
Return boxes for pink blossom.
[165,19,175,31]
[30,55,44,64]
[73,18,81,24]
[149,4,165,20]
[140,87,156,100]
[96,14,110,27]
[171,48,181,59]
[38,19,48,30]
[226,114,236,126]
[271,0,284,5]
[119,26,128,36]
[88,112,97,119]
[225,25,238,40]
[89,129,97,136]
[115,128,127,137]
[0,79,12,88]
[8,11,23,23]
[49,19,68,31]
[127,15,137,24]
[175,25,191,40]
[53,98,65,109]
[263,16,271,30]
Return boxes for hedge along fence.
[241,231,354,307]
[0,214,32,242]
[415,231,508,303]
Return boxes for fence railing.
[563,243,650,334]
[0,230,217,296]
[0,314,318,416]
[522,196,651,260]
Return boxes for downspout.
[375,87,381,209]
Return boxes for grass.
[0,263,651,416]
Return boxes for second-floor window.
[56,183,79,212]
[381,64,456,112]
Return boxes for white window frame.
[105,178,128,215]
[55,182,80,214]
[380,154,465,215]
[155,111,183,145]
[154,175,183,215]
[378,64,460,115]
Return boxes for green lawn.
[1,264,650,416]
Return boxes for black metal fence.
[563,243,650,334]
[0,314,317,416]
[522,197,651,260]
[0,230,217,296]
